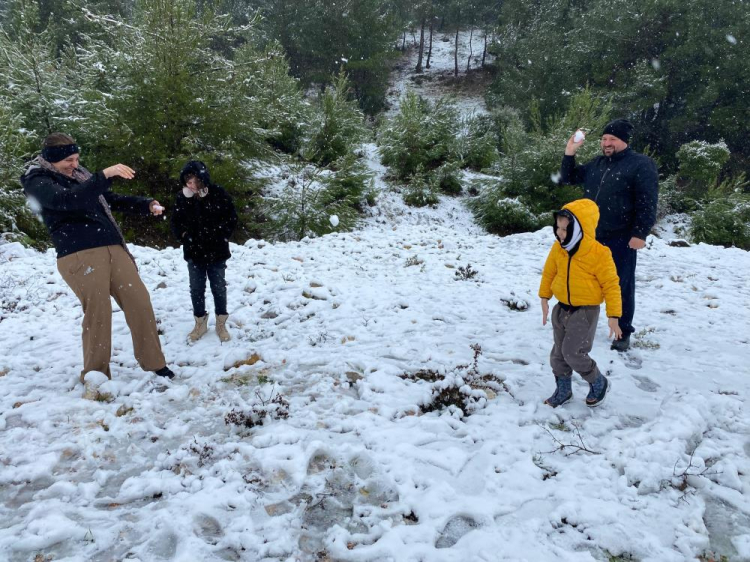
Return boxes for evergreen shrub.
[690,197,750,250]
[433,162,463,196]
[403,169,439,208]
[378,92,460,180]
[470,90,610,235]
[305,71,368,167]
[460,114,499,171]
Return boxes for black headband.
[42,144,79,163]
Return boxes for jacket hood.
[558,198,600,240]
[179,160,211,187]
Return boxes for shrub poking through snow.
[500,293,529,311]
[454,263,478,281]
[225,388,290,429]
[407,344,508,419]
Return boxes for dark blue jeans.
[187,260,228,317]
[599,236,637,337]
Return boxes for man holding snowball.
[560,119,659,352]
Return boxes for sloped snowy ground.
[1,192,749,561]
[387,30,494,116]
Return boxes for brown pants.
[550,304,601,384]
[57,245,166,382]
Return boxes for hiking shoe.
[544,376,573,408]
[215,314,231,343]
[586,374,610,407]
[155,366,175,379]
[611,334,631,352]
[188,315,209,343]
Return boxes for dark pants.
[187,260,228,317]
[600,235,637,337]
[550,304,601,383]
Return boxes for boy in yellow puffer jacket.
[539,198,623,407]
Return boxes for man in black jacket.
[171,161,238,343]
[560,119,659,351]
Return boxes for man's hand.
[103,164,135,180]
[541,298,549,326]
[565,131,585,156]
[150,200,165,216]
[608,318,623,340]
[628,237,646,250]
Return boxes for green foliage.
[257,0,398,114]
[403,168,439,208]
[265,154,371,241]
[690,197,750,250]
[677,141,731,192]
[459,114,499,171]
[379,91,460,180]
[488,0,750,171]
[470,90,610,235]
[470,192,546,236]
[663,141,745,215]
[433,162,463,196]
[232,42,310,156]
[0,105,49,247]
[305,71,368,166]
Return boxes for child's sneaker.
[544,376,573,408]
[586,374,610,407]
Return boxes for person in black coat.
[21,132,175,399]
[171,160,238,343]
[560,119,659,351]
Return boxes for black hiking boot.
[611,334,631,352]
[154,366,175,379]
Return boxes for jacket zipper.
[595,164,611,203]
[566,254,573,306]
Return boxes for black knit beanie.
[602,119,633,144]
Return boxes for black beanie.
[602,119,633,144]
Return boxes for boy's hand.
[541,298,549,325]
[608,318,623,340]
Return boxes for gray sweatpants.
[550,303,601,384]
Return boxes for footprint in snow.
[435,515,481,548]
[632,374,660,392]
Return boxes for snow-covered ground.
[2,198,750,561]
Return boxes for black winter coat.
[21,165,152,258]
[560,148,659,240]
[170,184,238,264]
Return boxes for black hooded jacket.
[21,164,152,258]
[170,161,238,264]
[560,148,658,240]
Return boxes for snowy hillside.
[2,29,750,562]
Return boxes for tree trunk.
[454,26,459,77]
[482,31,487,67]
[466,26,474,72]
[401,31,406,51]
[416,17,426,72]
[426,18,434,69]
